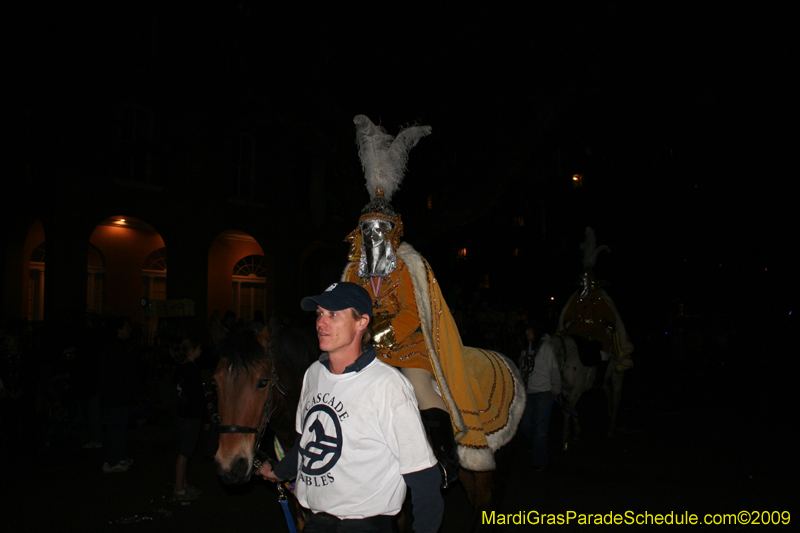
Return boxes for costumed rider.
[557,227,634,385]
[342,115,526,483]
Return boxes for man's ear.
[356,314,370,332]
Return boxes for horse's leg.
[460,470,491,508]
[459,469,493,532]
[560,337,587,450]
[560,358,576,448]
[564,368,593,449]
[569,393,581,444]
[561,392,572,450]
[472,471,493,511]
[605,366,624,438]
[460,469,477,508]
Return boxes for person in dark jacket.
[99,317,138,473]
[172,337,209,500]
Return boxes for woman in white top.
[519,321,561,471]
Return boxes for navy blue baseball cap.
[300,282,373,317]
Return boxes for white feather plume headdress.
[345,115,432,262]
[580,226,610,272]
[354,115,431,202]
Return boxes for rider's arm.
[402,465,444,533]
[392,268,427,342]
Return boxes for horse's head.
[213,326,277,485]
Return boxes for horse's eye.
[258,379,269,389]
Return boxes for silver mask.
[358,219,397,278]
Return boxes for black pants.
[303,512,393,533]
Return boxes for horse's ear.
[257,326,270,351]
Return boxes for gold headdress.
[345,115,432,261]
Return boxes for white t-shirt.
[294,357,437,519]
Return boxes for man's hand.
[256,462,281,482]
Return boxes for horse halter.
[216,352,289,469]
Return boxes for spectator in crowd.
[519,320,561,471]
[99,317,137,473]
[172,337,210,500]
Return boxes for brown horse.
[214,326,512,531]
[213,325,317,485]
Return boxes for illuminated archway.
[89,216,165,326]
[21,219,47,321]
[207,230,270,324]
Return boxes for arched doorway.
[207,230,271,327]
[89,216,166,329]
[22,222,111,322]
[232,255,267,324]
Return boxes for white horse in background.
[551,335,625,449]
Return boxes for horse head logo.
[300,404,343,476]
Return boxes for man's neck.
[327,349,360,375]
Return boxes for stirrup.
[438,461,458,489]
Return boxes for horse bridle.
[216,352,290,469]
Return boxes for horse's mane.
[215,327,267,377]
[270,324,319,380]
[216,324,318,380]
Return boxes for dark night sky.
[4,2,794,329]
[261,2,793,252]
[258,2,794,318]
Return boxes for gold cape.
[557,288,634,371]
[345,243,525,471]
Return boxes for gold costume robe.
[558,288,634,370]
[344,243,525,471]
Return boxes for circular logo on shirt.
[300,404,343,476]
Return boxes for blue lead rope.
[273,437,302,533]
[279,495,298,533]
[553,396,579,417]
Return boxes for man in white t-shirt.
[257,282,443,533]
